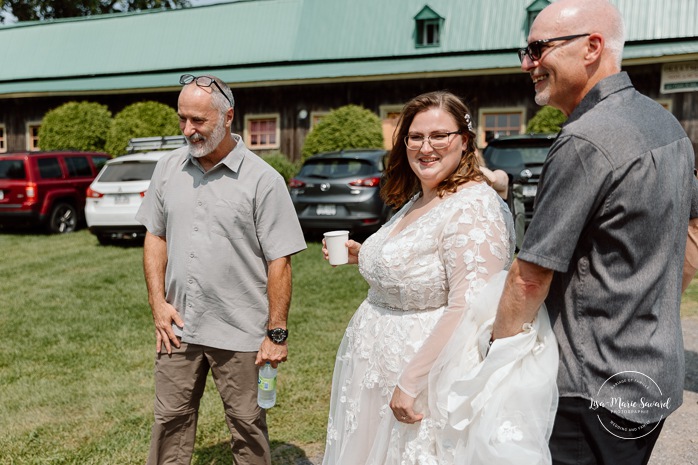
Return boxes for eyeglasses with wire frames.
[179,74,233,107]
[518,33,590,63]
[404,131,461,151]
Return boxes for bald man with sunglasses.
[490,1,698,464]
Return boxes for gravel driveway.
[649,316,698,464]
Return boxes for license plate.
[114,195,130,205]
[316,204,336,216]
[522,185,537,197]
[0,190,3,200]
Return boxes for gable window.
[0,124,6,153]
[414,6,444,48]
[525,0,550,36]
[244,114,280,150]
[27,121,41,151]
[478,108,525,146]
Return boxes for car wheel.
[48,202,78,234]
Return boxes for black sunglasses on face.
[179,74,233,107]
[518,33,590,63]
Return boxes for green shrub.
[39,101,112,152]
[526,106,567,133]
[262,152,299,183]
[301,105,384,159]
[105,101,180,156]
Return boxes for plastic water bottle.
[257,362,277,409]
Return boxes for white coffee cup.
[323,230,350,265]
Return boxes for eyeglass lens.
[518,34,590,63]
[404,132,458,150]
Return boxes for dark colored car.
[288,149,392,237]
[0,151,110,233]
[482,134,556,248]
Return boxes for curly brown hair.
[380,91,485,208]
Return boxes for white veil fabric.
[364,271,559,465]
[430,270,559,464]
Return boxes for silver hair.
[204,75,235,113]
[603,2,626,68]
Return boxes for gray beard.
[187,116,227,158]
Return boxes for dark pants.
[550,397,665,465]
[146,342,270,465]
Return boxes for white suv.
[85,136,184,244]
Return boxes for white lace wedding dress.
[322,183,558,465]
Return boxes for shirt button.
[198,201,202,206]
[190,253,194,258]
[194,227,199,232]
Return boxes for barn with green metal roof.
[0,0,696,158]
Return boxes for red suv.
[0,151,111,233]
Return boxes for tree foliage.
[39,101,112,152]
[105,101,180,156]
[301,105,384,159]
[261,152,300,183]
[526,106,567,133]
[0,0,189,23]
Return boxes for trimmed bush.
[301,105,384,159]
[526,106,567,133]
[39,101,112,152]
[105,101,180,156]
[262,152,299,183]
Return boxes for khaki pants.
[146,342,270,465]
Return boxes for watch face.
[268,328,288,343]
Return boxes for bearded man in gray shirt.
[490,1,698,464]
[136,74,306,465]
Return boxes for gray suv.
[288,149,392,237]
[482,134,556,248]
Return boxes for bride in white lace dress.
[322,91,558,465]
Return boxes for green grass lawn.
[1,230,696,464]
[0,230,366,464]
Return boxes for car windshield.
[97,161,157,182]
[0,160,26,180]
[298,159,377,179]
[485,146,549,169]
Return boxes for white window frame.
[243,113,280,150]
[416,18,441,47]
[0,123,6,153]
[380,104,404,149]
[477,107,526,147]
[310,111,330,130]
[655,98,673,112]
[26,121,42,151]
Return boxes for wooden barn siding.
[1,64,695,161]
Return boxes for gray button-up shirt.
[136,135,306,351]
[520,72,698,422]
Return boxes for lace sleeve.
[397,191,512,397]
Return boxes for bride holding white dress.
[321,91,558,465]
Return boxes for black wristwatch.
[267,328,289,344]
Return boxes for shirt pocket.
[210,199,251,240]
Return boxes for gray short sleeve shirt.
[519,72,698,422]
[136,134,307,351]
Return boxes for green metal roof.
[0,0,696,97]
